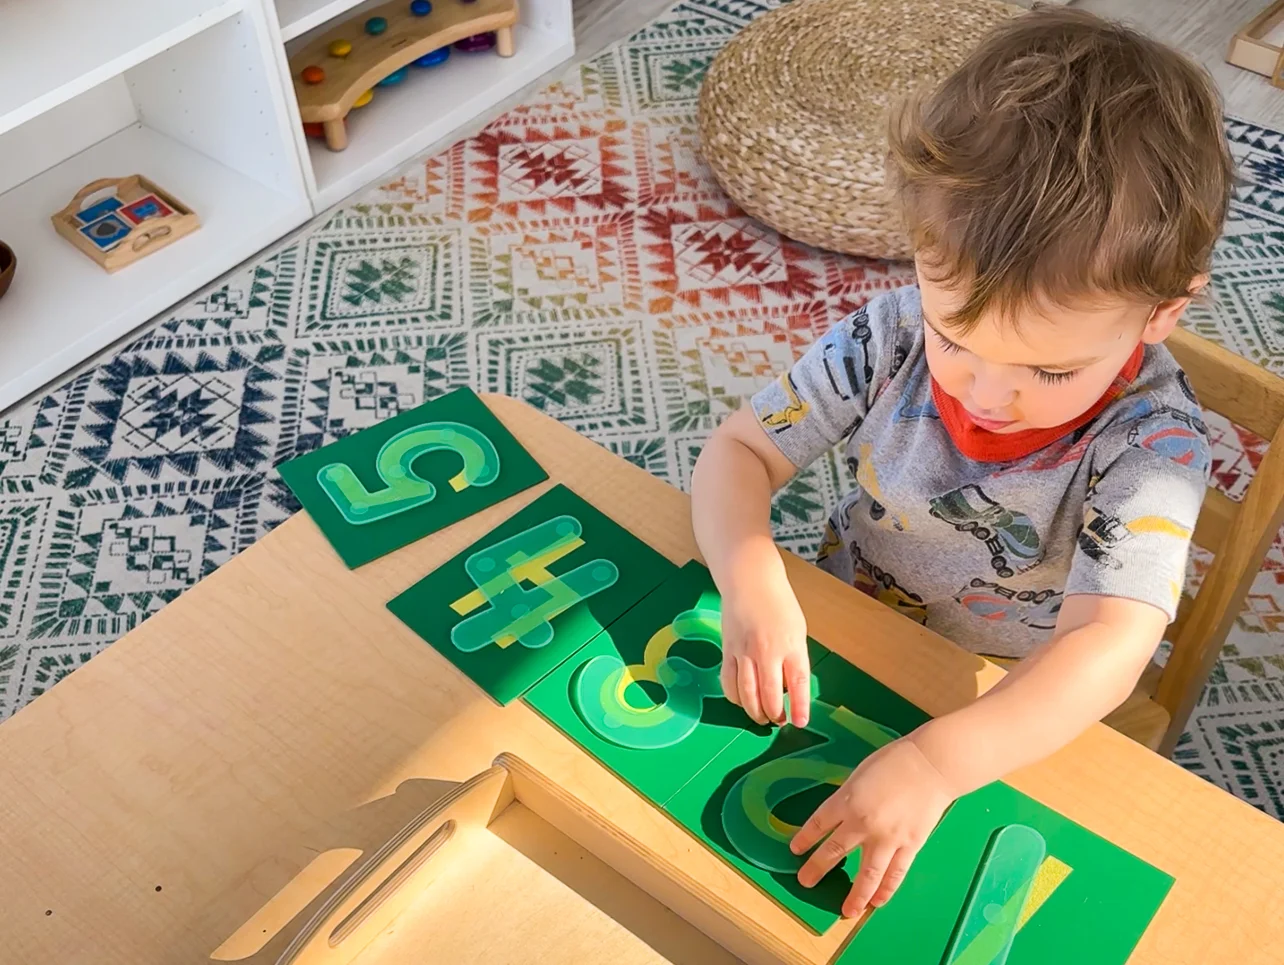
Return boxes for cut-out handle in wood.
[213,766,513,965]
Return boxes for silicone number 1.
[317,421,500,525]
[722,699,900,873]
[943,825,1047,965]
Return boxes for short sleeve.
[1066,406,1211,621]
[750,295,899,468]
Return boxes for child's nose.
[969,368,1016,410]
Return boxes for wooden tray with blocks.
[51,175,199,273]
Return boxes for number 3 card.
[277,387,548,568]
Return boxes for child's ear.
[1141,273,1209,344]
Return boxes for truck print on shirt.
[929,485,1043,578]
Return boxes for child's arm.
[692,296,904,729]
[788,397,1208,920]
[788,594,1163,919]
[692,406,812,727]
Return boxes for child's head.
[887,7,1234,433]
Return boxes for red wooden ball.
[301,65,325,84]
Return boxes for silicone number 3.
[572,604,724,750]
[722,699,900,873]
[317,421,500,525]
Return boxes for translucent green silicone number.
[451,515,618,652]
[317,421,500,525]
[943,825,1047,965]
[571,603,724,749]
[722,700,900,873]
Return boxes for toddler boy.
[691,7,1234,918]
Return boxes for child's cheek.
[923,339,970,398]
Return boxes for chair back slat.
[1151,327,1284,755]
[1166,327,1284,440]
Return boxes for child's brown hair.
[887,6,1235,329]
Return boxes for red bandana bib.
[931,343,1145,463]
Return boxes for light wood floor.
[1073,0,1284,130]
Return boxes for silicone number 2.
[317,421,500,525]
[722,700,900,873]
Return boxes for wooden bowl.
[0,241,14,301]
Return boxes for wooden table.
[2,396,1284,964]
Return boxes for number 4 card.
[277,388,547,568]
[387,484,677,705]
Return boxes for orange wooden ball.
[301,65,325,84]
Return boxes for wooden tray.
[210,754,748,965]
[51,175,199,273]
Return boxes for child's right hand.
[720,576,811,728]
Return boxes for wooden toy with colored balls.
[288,0,518,151]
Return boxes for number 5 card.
[277,388,547,568]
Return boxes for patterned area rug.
[2,0,1283,815]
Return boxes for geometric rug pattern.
[2,0,1284,818]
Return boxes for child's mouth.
[965,410,1017,431]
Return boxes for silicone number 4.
[317,421,500,525]
[450,515,619,652]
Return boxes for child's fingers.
[736,657,767,725]
[783,651,811,728]
[843,842,897,919]
[720,655,741,707]
[797,820,864,889]
[759,659,785,725]
[869,845,918,909]
[789,793,841,860]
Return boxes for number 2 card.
[277,387,548,568]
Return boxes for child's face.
[917,264,1192,433]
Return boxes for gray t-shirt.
[750,285,1210,658]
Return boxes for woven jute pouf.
[698,0,1020,260]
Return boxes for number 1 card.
[277,388,547,568]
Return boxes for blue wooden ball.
[377,66,410,86]
[410,0,432,14]
[413,46,451,67]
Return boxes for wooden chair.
[1102,326,1284,756]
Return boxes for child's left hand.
[789,736,957,919]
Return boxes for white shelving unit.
[0,2,312,412]
[0,0,243,135]
[0,0,575,411]
[274,0,575,209]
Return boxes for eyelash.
[930,330,1080,386]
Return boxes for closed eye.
[1033,368,1080,386]
[931,324,1082,384]
[930,328,963,355]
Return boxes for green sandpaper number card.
[840,782,1173,965]
[387,484,676,705]
[277,387,547,568]
[526,560,833,805]
[662,647,931,933]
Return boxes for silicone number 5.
[317,421,500,525]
